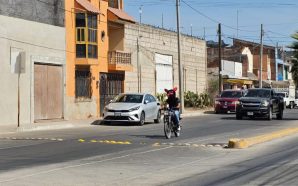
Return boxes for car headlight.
[104,106,108,112]
[129,106,140,112]
[261,100,269,107]
[232,101,240,105]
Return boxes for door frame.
[31,56,65,123]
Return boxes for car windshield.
[114,94,143,103]
[276,93,286,97]
[221,91,242,98]
[245,89,271,98]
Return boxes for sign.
[10,48,26,74]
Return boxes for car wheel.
[236,113,242,120]
[139,112,145,126]
[267,107,272,120]
[290,102,294,109]
[154,110,161,123]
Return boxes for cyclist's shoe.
[177,126,181,131]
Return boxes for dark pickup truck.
[236,88,284,120]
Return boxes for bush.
[184,91,212,108]
[156,93,167,107]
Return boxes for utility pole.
[137,6,143,93]
[218,23,222,94]
[176,0,184,113]
[190,23,193,37]
[203,27,206,40]
[259,24,264,88]
[162,13,164,28]
[237,10,239,38]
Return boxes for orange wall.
[65,0,109,117]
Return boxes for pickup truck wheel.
[277,109,283,120]
[267,107,272,121]
[236,113,242,120]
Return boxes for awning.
[76,0,100,14]
[224,79,253,85]
[108,7,135,23]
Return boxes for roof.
[76,0,100,14]
[233,38,275,50]
[108,7,135,23]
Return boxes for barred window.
[75,66,92,99]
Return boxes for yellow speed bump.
[228,127,298,149]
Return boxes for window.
[108,0,119,8]
[149,95,156,102]
[75,66,92,99]
[76,13,98,59]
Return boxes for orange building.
[65,0,134,119]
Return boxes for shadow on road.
[131,134,165,139]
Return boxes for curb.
[228,127,298,149]
[17,124,75,132]
[181,111,213,117]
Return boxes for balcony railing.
[108,51,131,65]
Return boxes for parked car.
[236,88,284,120]
[214,89,246,114]
[276,92,296,109]
[102,93,161,125]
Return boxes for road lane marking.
[0,137,64,142]
[78,139,132,145]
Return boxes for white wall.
[221,60,242,78]
[0,15,65,126]
[242,47,253,73]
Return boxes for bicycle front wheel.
[164,119,172,139]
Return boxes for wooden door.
[34,64,63,120]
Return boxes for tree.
[290,32,298,87]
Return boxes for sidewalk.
[0,108,213,135]
[0,118,100,135]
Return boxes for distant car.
[214,89,246,114]
[276,92,296,109]
[103,93,161,125]
[236,88,284,120]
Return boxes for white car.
[276,92,296,109]
[103,93,161,125]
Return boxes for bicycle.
[163,109,180,139]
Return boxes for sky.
[124,0,298,48]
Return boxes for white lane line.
[0,146,173,183]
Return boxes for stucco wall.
[0,0,65,27]
[0,15,65,126]
[124,24,207,96]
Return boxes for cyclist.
[164,87,181,131]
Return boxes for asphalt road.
[0,109,297,185]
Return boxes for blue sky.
[124,0,298,47]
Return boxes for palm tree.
[290,32,298,87]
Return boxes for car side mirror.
[144,100,149,104]
[109,100,113,103]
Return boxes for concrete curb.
[228,127,298,149]
[17,124,75,132]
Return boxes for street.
[0,109,297,186]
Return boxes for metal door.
[34,64,63,120]
[100,73,124,115]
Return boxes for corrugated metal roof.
[108,7,135,23]
[76,0,100,14]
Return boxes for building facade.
[0,0,66,127]
[124,24,207,95]
[65,0,134,118]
